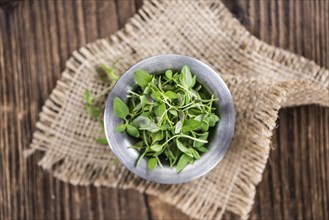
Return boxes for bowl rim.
[104,54,235,184]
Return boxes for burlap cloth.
[26,1,329,219]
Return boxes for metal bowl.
[104,54,235,184]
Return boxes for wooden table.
[1,1,328,219]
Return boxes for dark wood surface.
[0,0,328,219]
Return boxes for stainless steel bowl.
[104,54,235,184]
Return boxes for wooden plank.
[96,0,119,39]
[115,0,137,28]
[0,1,151,219]
[223,0,329,219]
[118,189,149,220]
[147,195,194,220]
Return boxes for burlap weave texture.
[27,1,329,219]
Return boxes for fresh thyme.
[113,66,220,173]
[84,63,119,144]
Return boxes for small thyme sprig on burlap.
[84,61,120,145]
[113,66,220,173]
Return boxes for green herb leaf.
[207,114,220,127]
[189,108,202,115]
[95,137,108,145]
[180,65,193,89]
[175,121,183,134]
[84,90,93,104]
[169,109,177,116]
[151,131,164,143]
[141,122,159,133]
[99,121,105,132]
[181,119,203,131]
[159,124,170,130]
[176,154,191,173]
[194,132,209,148]
[177,94,184,106]
[126,124,140,137]
[115,124,126,132]
[191,75,197,88]
[155,103,166,117]
[141,124,159,133]
[148,157,157,170]
[176,139,189,153]
[131,116,150,127]
[129,141,145,151]
[134,70,152,88]
[192,149,201,159]
[86,105,103,118]
[129,145,143,151]
[100,64,119,81]
[194,114,206,121]
[165,91,178,99]
[197,146,208,153]
[150,91,162,101]
[150,144,163,152]
[113,97,129,119]
[96,64,119,83]
[165,70,173,79]
[132,116,160,133]
[195,84,202,91]
[143,86,151,94]
[166,149,176,161]
[140,95,151,106]
[200,121,209,132]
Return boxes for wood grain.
[0,1,328,219]
[222,0,329,219]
